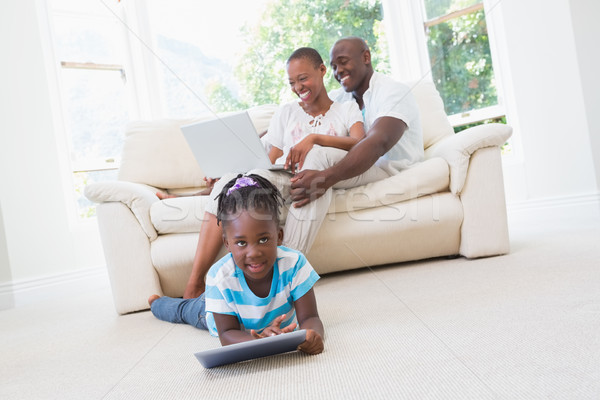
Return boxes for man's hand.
[289,169,331,208]
[250,315,297,338]
[297,329,324,355]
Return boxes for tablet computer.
[194,329,307,368]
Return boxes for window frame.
[39,0,149,223]
[382,0,521,160]
[421,1,505,126]
[421,0,506,128]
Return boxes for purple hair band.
[226,176,260,196]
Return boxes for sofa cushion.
[119,118,206,190]
[149,157,449,234]
[408,79,454,150]
[118,105,278,190]
[328,157,450,214]
[425,123,513,194]
[150,195,211,234]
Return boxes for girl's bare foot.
[148,294,160,306]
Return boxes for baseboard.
[507,191,600,224]
[0,266,108,310]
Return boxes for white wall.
[0,1,105,300]
[498,0,599,210]
[0,202,11,283]
[0,202,13,308]
[569,0,600,192]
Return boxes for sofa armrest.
[424,123,512,194]
[96,202,163,314]
[459,146,510,258]
[84,181,159,241]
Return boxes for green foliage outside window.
[206,0,388,111]
[426,5,498,116]
[205,0,505,148]
[453,115,505,133]
[424,0,481,20]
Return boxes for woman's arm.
[313,120,365,150]
[285,121,366,172]
[268,145,284,164]
[294,288,324,354]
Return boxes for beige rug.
[1,217,599,399]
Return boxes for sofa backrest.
[117,105,277,189]
[407,79,454,149]
[117,80,452,189]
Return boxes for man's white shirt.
[330,72,424,172]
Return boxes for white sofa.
[85,80,512,315]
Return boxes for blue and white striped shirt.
[204,246,320,336]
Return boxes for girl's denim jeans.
[150,293,208,330]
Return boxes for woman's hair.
[287,47,324,69]
[216,174,283,227]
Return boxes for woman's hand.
[285,134,316,173]
[250,315,297,339]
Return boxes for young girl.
[149,174,325,354]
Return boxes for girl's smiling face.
[222,209,283,283]
[287,57,327,105]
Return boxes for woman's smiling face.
[222,209,283,283]
[287,57,326,104]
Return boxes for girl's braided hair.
[216,174,283,227]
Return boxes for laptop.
[181,111,285,178]
[194,329,306,368]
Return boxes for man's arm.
[290,116,407,207]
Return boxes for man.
[182,37,423,298]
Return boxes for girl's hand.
[297,329,324,355]
[285,135,315,173]
[250,315,297,339]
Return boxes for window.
[143,0,390,117]
[421,0,504,128]
[143,0,271,118]
[382,0,513,154]
[47,0,135,218]
[44,0,390,218]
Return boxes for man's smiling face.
[329,39,371,95]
